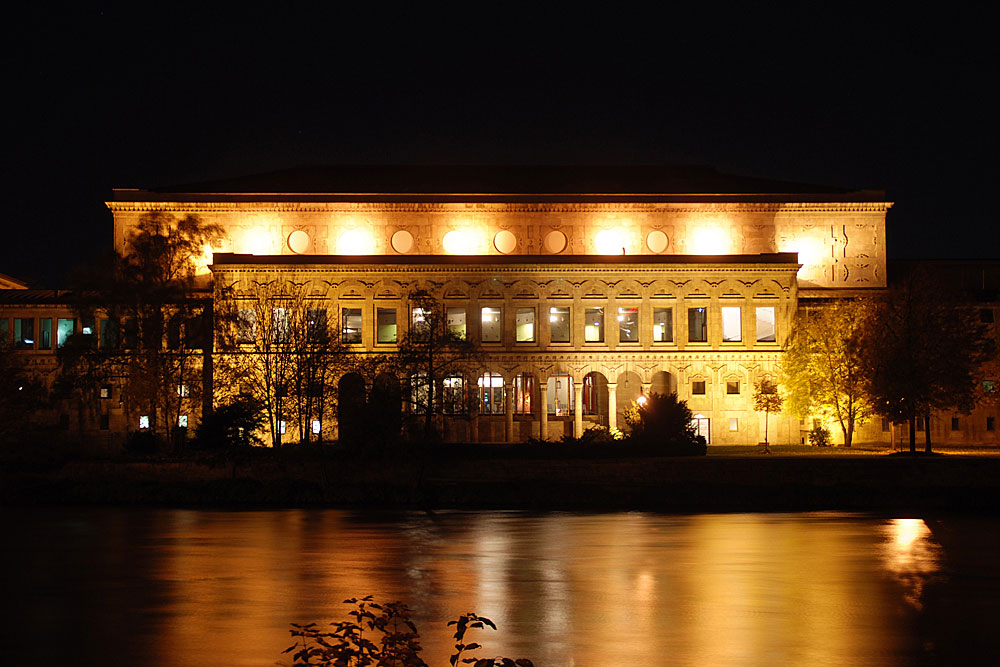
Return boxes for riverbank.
[4,446,1000,512]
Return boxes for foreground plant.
[284,596,533,667]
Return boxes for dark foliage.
[193,397,266,449]
[627,392,706,455]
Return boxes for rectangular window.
[653,307,673,343]
[516,307,535,342]
[951,417,960,431]
[99,413,110,430]
[721,307,742,342]
[442,375,465,414]
[377,308,397,343]
[585,307,604,342]
[447,307,466,340]
[14,318,34,349]
[0,319,7,348]
[178,415,188,428]
[916,417,925,431]
[618,307,638,343]
[688,307,707,342]
[981,308,995,324]
[311,420,321,436]
[988,417,995,432]
[307,308,328,343]
[177,384,189,397]
[549,306,570,343]
[342,308,362,344]
[139,415,150,430]
[547,374,574,415]
[411,307,430,342]
[692,380,706,395]
[38,318,52,350]
[726,380,739,395]
[81,316,95,338]
[881,417,890,432]
[756,307,776,343]
[237,309,256,344]
[278,420,287,435]
[729,417,739,431]
[100,319,117,349]
[100,385,112,399]
[478,373,504,415]
[481,306,502,343]
[57,318,75,349]
[273,308,290,343]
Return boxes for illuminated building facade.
[11,165,994,447]
[106,166,892,444]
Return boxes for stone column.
[574,382,583,439]
[606,382,618,431]
[505,381,515,443]
[539,381,549,441]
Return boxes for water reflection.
[881,518,943,610]
[0,509,993,666]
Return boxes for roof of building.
[210,252,801,267]
[111,165,886,203]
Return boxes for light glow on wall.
[338,228,376,255]
[243,227,273,255]
[781,236,827,273]
[594,228,633,254]
[443,228,487,255]
[691,226,730,254]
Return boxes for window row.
[234,305,778,346]
[0,317,88,350]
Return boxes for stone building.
[102,165,891,445]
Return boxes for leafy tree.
[862,267,994,453]
[624,392,703,454]
[391,289,481,442]
[193,396,266,449]
[215,278,348,447]
[783,300,874,447]
[61,212,222,450]
[753,378,783,453]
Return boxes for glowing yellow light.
[443,229,486,254]
[338,229,375,255]
[781,236,826,270]
[594,228,628,255]
[243,227,272,255]
[637,395,648,406]
[691,227,729,254]
[191,243,214,275]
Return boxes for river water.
[1,509,998,666]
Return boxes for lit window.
[342,308,362,344]
[481,307,502,343]
[279,420,287,434]
[139,415,150,430]
[756,307,776,342]
[411,307,430,342]
[653,308,672,343]
[14,318,34,349]
[447,308,466,340]
[56,317,76,347]
[177,384,189,397]
[688,308,707,343]
[237,309,256,344]
[549,306,570,343]
[178,415,188,428]
[443,375,465,414]
[377,308,397,343]
[692,380,706,395]
[726,381,739,395]
[618,307,638,343]
[547,373,574,415]
[273,308,290,343]
[99,385,112,399]
[516,307,535,343]
[39,318,52,350]
[411,372,430,414]
[311,420,321,435]
[514,373,536,414]
[722,307,742,342]
[478,371,505,414]
[729,418,738,431]
[585,307,604,342]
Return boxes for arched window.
[478,372,504,414]
[547,373,574,415]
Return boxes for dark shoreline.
[4,452,1000,513]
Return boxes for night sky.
[3,7,994,286]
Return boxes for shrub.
[808,425,832,447]
[628,392,705,455]
[125,430,160,455]
[193,397,265,450]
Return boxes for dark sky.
[3,7,995,286]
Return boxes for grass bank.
[3,444,1000,513]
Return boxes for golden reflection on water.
[881,518,943,610]
[3,509,958,666]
